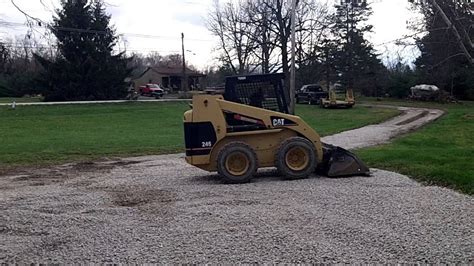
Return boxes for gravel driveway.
[1,106,472,264]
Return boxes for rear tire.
[276,137,316,180]
[217,142,258,183]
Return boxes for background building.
[132,67,206,92]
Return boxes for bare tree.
[208,0,331,83]
[207,0,259,74]
[244,0,279,73]
[253,0,331,90]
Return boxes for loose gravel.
[0,105,472,264]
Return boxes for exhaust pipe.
[318,144,370,177]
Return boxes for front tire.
[276,137,316,180]
[217,142,258,183]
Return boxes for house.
[132,66,206,92]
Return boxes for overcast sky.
[0,0,420,69]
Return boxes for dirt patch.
[12,172,68,187]
[110,187,177,207]
[72,161,114,172]
[0,159,123,179]
[13,173,63,181]
[109,160,143,167]
[1,160,136,188]
[396,111,429,126]
[43,238,69,252]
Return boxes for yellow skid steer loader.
[184,73,369,183]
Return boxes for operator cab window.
[224,73,289,114]
[234,82,280,112]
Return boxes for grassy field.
[0,102,399,168]
[356,99,473,194]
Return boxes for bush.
[0,75,15,97]
[0,72,39,97]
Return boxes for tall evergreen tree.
[35,0,131,101]
[412,0,474,99]
[328,0,385,96]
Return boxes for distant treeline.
[0,0,472,100]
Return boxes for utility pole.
[181,32,188,91]
[289,0,297,115]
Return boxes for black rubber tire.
[275,137,317,180]
[217,142,258,184]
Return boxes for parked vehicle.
[152,90,164,99]
[409,84,457,103]
[409,84,440,101]
[296,84,329,105]
[139,84,164,98]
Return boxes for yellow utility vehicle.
[321,86,355,108]
[184,74,368,183]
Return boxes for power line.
[0,20,214,42]
[0,42,181,53]
[373,26,452,47]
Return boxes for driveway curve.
[322,105,444,149]
[1,105,472,264]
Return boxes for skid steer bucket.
[319,144,370,177]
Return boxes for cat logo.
[272,118,286,127]
[271,116,297,127]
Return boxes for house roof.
[129,66,149,80]
[134,66,205,80]
[153,66,204,76]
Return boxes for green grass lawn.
[0,102,399,169]
[356,99,473,194]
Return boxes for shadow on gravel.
[188,169,319,185]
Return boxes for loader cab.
[224,73,290,114]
